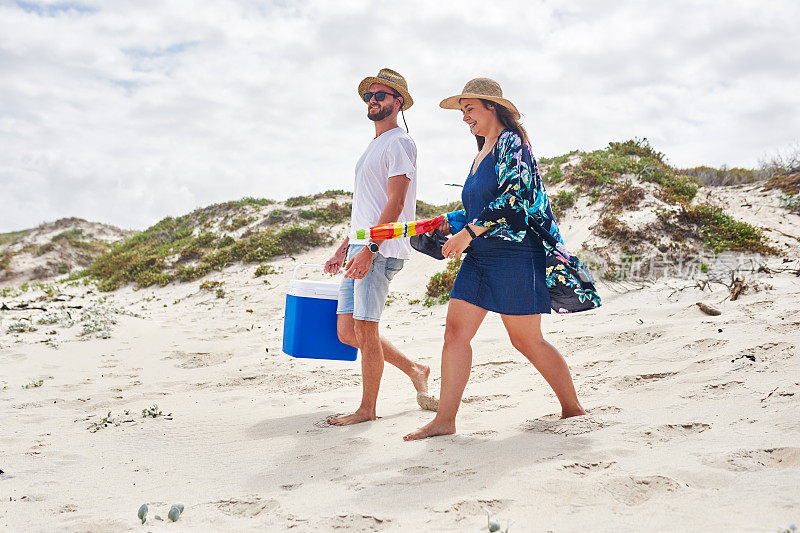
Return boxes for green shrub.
[607,181,645,211]
[538,150,579,167]
[87,204,325,290]
[217,235,235,248]
[545,165,564,183]
[268,209,289,223]
[230,197,275,207]
[314,190,352,199]
[254,264,277,277]
[608,138,665,163]
[679,204,778,254]
[0,250,15,272]
[176,264,211,281]
[298,202,351,224]
[416,200,464,219]
[550,189,578,218]
[424,258,462,305]
[285,195,314,207]
[780,193,800,214]
[222,216,255,231]
[0,229,32,246]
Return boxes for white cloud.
[1,0,798,231]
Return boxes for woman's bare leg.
[501,313,586,418]
[404,298,487,440]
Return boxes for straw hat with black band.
[358,68,414,111]
[439,77,520,119]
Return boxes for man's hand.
[441,229,472,259]
[343,247,375,279]
[324,252,345,274]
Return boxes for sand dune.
[2,184,799,531]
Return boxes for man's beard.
[367,105,393,122]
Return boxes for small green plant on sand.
[424,258,462,306]
[254,264,277,277]
[137,504,148,524]
[215,288,225,299]
[22,379,44,389]
[141,403,172,418]
[7,321,37,334]
[199,280,223,290]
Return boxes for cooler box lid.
[288,279,339,300]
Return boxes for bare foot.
[403,419,455,441]
[409,363,430,393]
[561,407,587,419]
[328,408,377,426]
[416,391,439,412]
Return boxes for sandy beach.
[2,191,799,531]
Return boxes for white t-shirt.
[350,127,417,260]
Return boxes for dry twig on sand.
[696,302,721,316]
[730,276,746,301]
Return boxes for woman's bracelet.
[464,225,478,240]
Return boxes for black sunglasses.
[363,91,401,103]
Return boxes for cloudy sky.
[1,0,798,232]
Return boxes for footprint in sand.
[208,497,279,517]
[522,414,611,436]
[427,498,513,518]
[681,338,729,352]
[470,360,524,383]
[162,350,230,369]
[613,372,678,389]
[562,461,616,475]
[468,429,499,438]
[602,475,682,505]
[614,330,664,347]
[314,514,392,531]
[711,447,800,472]
[461,394,517,412]
[767,320,800,334]
[732,342,796,364]
[640,423,711,444]
[401,465,438,476]
[683,380,744,399]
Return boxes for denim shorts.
[337,245,405,322]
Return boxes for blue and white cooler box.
[282,264,358,361]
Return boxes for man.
[324,68,433,426]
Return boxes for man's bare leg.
[329,319,385,425]
[336,313,430,393]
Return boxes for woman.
[404,78,586,441]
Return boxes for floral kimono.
[446,130,601,314]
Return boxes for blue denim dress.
[449,150,551,315]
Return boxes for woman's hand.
[441,229,472,259]
[343,247,375,279]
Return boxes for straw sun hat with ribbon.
[358,68,413,111]
[439,77,520,120]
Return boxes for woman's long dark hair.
[475,99,529,150]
